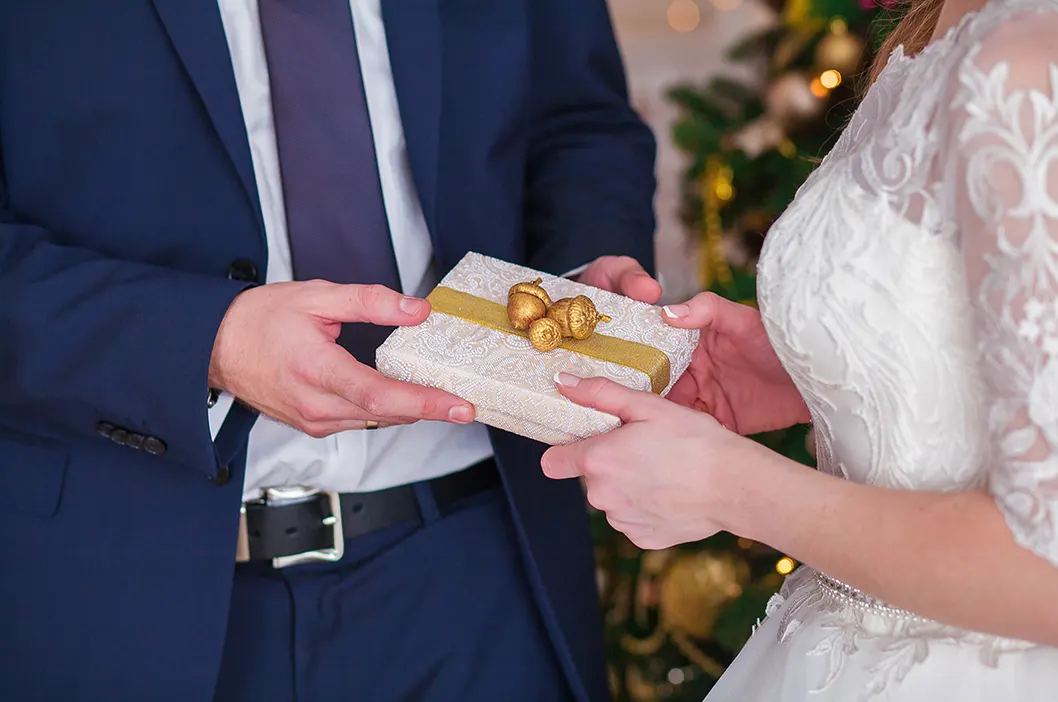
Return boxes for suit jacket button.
[143,436,168,455]
[96,422,116,439]
[109,429,129,446]
[226,259,260,283]
[211,465,231,486]
[126,433,146,450]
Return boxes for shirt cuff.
[561,263,590,279]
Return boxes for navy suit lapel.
[381,0,442,253]
[149,0,264,235]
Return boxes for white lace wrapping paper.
[376,253,698,445]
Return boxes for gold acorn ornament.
[546,295,612,340]
[506,278,552,330]
[508,278,552,306]
[527,317,563,352]
[507,292,548,330]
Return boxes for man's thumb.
[314,283,431,326]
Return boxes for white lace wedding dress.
[705,1,1058,699]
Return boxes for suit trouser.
[212,483,574,702]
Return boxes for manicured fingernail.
[400,297,423,315]
[554,372,581,387]
[663,304,688,319]
[449,405,474,423]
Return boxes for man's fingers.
[601,256,662,304]
[581,256,661,304]
[350,376,476,424]
[330,418,409,432]
[284,384,415,433]
[552,373,666,423]
[292,391,383,425]
[309,282,432,327]
[662,292,758,333]
[619,270,662,304]
[606,256,661,304]
[318,354,475,423]
[301,418,412,439]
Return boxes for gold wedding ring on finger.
[363,420,379,431]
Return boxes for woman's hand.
[662,293,810,435]
[542,373,778,549]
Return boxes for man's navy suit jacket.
[0,1,655,700]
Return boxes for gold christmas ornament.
[506,278,552,330]
[528,317,563,352]
[765,71,826,127]
[507,292,548,330]
[505,280,612,351]
[814,25,864,77]
[658,551,751,639]
[508,278,552,307]
[547,295,612,340]
[727,116,785,158]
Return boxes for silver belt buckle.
[235,486,345,568]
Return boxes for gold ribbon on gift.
[426,286,671,394]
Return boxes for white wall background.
[607,0,774,303]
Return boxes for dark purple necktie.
[259,0,402,367]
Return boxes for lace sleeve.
[946,17,1058,567]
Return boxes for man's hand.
[208,281,475,437]
[662,293,809,435]
[576,255,662,304]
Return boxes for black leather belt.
[235,459,500,567]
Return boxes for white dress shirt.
[212,0,495,501]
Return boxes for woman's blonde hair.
[869,0,946,83]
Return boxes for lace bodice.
[760,0,1058,568]
[752,0,1058,695]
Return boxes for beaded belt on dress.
[814,571,927,621]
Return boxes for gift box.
[376,253,699,445]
